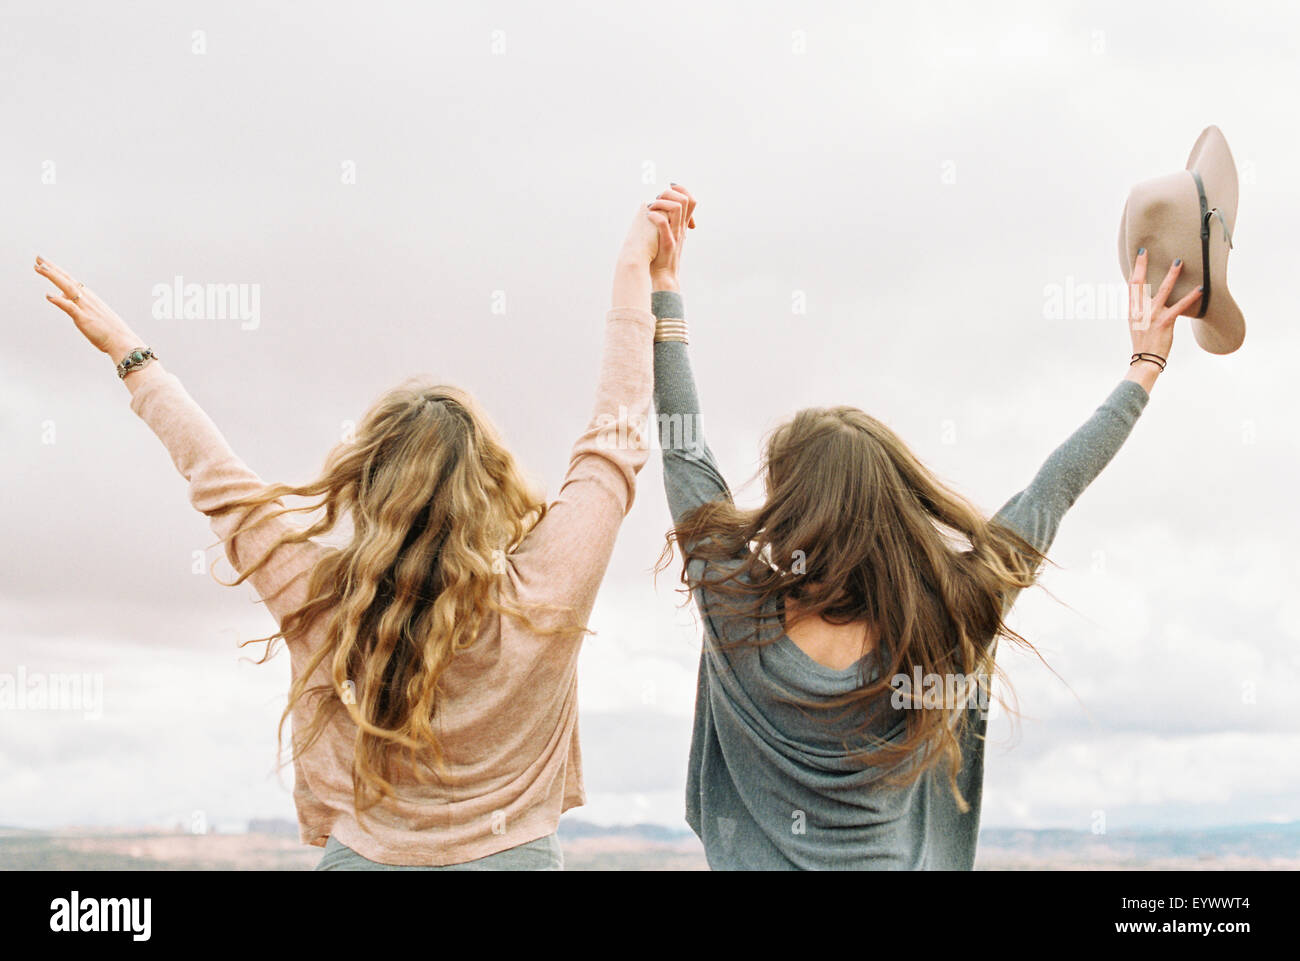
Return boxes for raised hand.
[36,256,142,360]
[620,200,675,268]
[647,184,696,292]
[1124,248,1204,392]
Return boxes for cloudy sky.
[2,0,1297,837]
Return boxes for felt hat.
[1118,125,1243,354]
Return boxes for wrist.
[650,271,680,292]
[1124,358,1161,393]
[611,258,652,313]
[616,244,651,271]
[105,336,143,361]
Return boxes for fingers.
[647,211,675,256]
[649,194,685,236]
[36,258,84,317]
[666,188,692,240]
[651,183,698,237]
[1167,284,1204,319]
[658,186,696,244]
[45,292,82,320]
[35,256,84,300]
[1150,257,1183,314]
[670,183,697,229]
[1130,247,1147,288]
[655,188,688,223]
[1127,248,1148,323]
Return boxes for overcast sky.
[2,0,1297,836]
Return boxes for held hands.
[36,256,141,360]
[648,184,696,292]
[619,184,697,292]
[1124,249,1203,392]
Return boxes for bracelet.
[1129,351,1166,372]
[116,346,158,379]
[654,318,689,344]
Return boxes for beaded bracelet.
[117,347,158,379]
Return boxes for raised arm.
[993,249,1204,583]
[992,378,1149,557]
[643,187,732,536]
[509,203,679,608]
[652,291,733,531]
[35,257,319,621]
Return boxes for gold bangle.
[654,318,689,344]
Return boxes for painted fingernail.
[1173,258,1182,267]
[1196,285,1204,292]
[1137,247,1145,255]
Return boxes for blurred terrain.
[3,819,1298,870]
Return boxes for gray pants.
[314,833,564,871]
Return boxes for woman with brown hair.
[32,193,693,870]
[651,188,1204,869]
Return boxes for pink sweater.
[128,307,655,865]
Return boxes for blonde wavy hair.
[660,405,1053,812]
[218,381,562,814]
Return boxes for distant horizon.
[10,816,1300,872]
[8,814,1300,837]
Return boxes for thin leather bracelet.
[1130,352,1166,371]
[1128,353,1170,369]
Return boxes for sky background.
[2,0,1297,835]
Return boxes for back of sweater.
[128,306,654,865]
[651,289,1150,869]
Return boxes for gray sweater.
[650,290,1150,870]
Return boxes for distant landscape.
[2,819,1298,870]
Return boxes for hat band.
[1190,169,1212,319]
[1189,170,1234,320]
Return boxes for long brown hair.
[661,405,1051,811]
[218,381,565,813]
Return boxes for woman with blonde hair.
[34,192,693,870]
[651,192,1203,869]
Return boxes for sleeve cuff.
[651,290,684,319]
[606,306,655,330]
[127,364,181,416]
[1110,377,1151,412]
